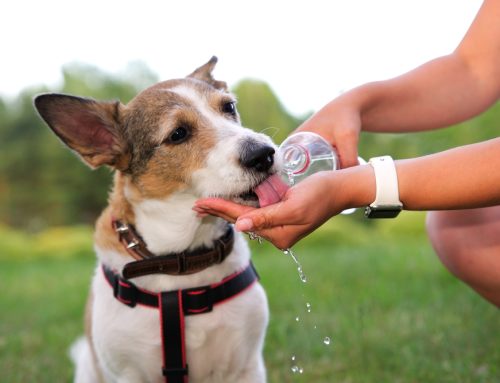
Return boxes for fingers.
[194,198,256,223]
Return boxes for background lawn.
[0,212,498,382]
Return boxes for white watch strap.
[368,156,402,208]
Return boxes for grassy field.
[0,213,498,382]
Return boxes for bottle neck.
[281,144,310,174]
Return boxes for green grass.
[0,213,498,382]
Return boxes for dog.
[34,57,275,383]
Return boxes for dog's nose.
[240,143,275,173]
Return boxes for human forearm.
[336,138,500,212]
[397,138,500,210]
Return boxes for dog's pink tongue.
[254,174,290,207]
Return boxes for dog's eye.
[168,126,190,144]
[222,101,236,116]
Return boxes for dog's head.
[34,57,276,206]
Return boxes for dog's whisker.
[259,126,279,137]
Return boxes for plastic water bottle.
[278,132,365,214]
[278,132,339,186]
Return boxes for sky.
[1,0,482,116]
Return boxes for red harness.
[102,262,259,383]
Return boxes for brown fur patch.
[121,79,232,199]
[134,113,217,199]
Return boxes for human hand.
[296,96,363,168]
[193,168,373,249]
[194,172,338,249]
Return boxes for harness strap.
[102,263,259,383]
[160,291,187,383]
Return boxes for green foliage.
[0,224,93,260]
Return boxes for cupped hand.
[193,171,344,249]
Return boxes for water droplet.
[283,248,308,283]
[298,268,307,283]
[306,302,311,313]
[323,336,331,346]
[248,232,264,243]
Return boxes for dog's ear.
[34,93,129,170]
[188,56,227,90]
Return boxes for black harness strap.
[102,263,259,383]
[160,291,187,383]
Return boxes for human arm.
[194,138,500,249]
[194,0,500,248]
[298,0,500,167]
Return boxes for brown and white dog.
[34,57,274,383]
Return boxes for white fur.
[71,337,101,383]
[75,83,272,382]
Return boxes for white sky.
[1,0,482,116]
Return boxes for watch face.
[364,206,401,219]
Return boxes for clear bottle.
[278,132,365,214]
[278,132,339,186]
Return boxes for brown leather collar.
[112,220,234,279]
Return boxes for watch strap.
[365,156,402,218]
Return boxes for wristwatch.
[364,156,403,219]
